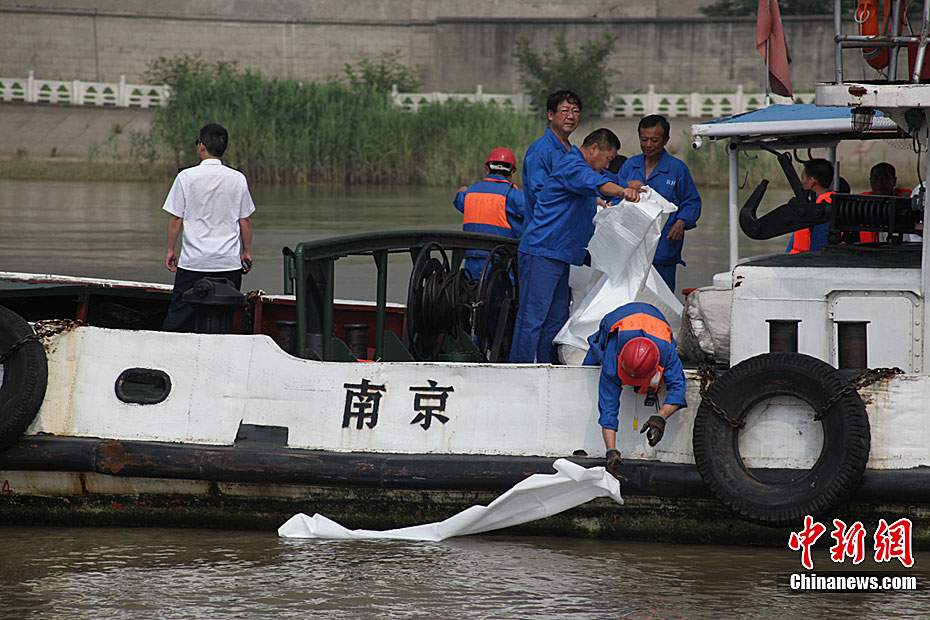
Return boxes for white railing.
[0,71,169,108]
[392,84,815,118]
[0,72,814,118]
[390,84,537,114]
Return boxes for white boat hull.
[25,326,925,471]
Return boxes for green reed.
[141,67,540,186]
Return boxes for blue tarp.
[706,103,859,125]
[691,104,897,139]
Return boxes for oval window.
[115,368,171,404]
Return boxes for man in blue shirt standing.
[522,91,582,218]
[510,128,642,364]
[583,302,686,477]
[453,147,526,279]
[618,115,701,293]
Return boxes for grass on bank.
[138,60,542,187]
[0,155,173,183]
[4,56,888,189]
[2,59,542,187]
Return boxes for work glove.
[640,415,666,447]
[605,448,624,479]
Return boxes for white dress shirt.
[162,159,256,271]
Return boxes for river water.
[1,180,927,618]
[0,180,790,300]
[1,525,927,619]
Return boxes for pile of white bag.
[555,187,684,364]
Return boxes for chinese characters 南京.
[342,378,455,431]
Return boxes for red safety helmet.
[485,147,517,171]
[617,337,661,387]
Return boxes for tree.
[512,34,618,116]
[700,0,833,16]
[344,50,421,92]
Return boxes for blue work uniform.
[453,174,525,279]
[522,127,571,218]
[510,146,609,363]
[618,151,701,292]
[582,302,687,431]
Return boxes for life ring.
[857,0,905,70]
[692,353,871,527]
[0,305,48,452]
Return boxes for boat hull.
[2,435,929,546]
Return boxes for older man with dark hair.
[522,90,582,218]
[161,122,256,332]
[510,128,642,363]
[618,114,702,293]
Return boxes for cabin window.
[115,368,171,404]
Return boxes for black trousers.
[161,267,243,332]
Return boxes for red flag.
[757,0,793,98]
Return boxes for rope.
[418,268,474,334]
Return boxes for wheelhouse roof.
[690,103,904,149]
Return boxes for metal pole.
[374,250,387,360]
[322,258,335,361]
[911,0,930,82]
[834,0,844,83]
[921,111,930,374]
[837,35,929,45]
[294,248,309,358]
[889,0,903,79]
[765,0,771,105]
[827,146,838,190]
[728,140,740,271]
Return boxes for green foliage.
[136,56,537,186]
[410,100,540,187]
[144,54,240,87]
[512,34,618,116]
[344,50,421,92]
[699,0,833,16]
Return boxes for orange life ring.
[857,0,905,70]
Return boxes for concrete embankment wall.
[0,102,155,160]
[0,1,870,93]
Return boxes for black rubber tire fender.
[692,352,871,527]
[0,305,49,452]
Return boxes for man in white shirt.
[161,123,256,332]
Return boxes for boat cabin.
[689,102,926,372]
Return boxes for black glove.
[605,448,624,478]
[640,415,666,447]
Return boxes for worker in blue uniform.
[510,128,642,364]
[617,115,701,293]
[522,90,582,218]
[453,147,526,279]
[583,302,687,478]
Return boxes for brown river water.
[0,180,790,300]
[1,180,928,618]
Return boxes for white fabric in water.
[277,459,622,541]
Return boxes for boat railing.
[284,230,518,362]
[832,0,930,83]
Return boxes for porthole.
[115,368,171,404]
